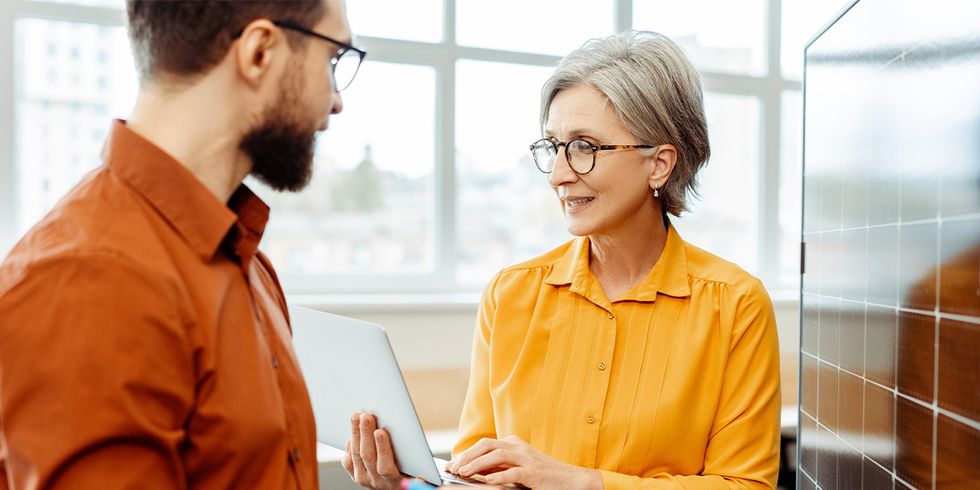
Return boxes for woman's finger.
[457,448,511,478]
[450,437,498,473]
[483,466,527,486]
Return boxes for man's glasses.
[529,138,658,174]
[272,20,367,91]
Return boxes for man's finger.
[359,413,379,468]
[342,440,355,476]
[348,434,370,484]
[374,429,400,478]
[349,412,362,456]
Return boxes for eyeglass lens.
[531,139,595,174]
[333,50,362,91]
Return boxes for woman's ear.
[648,144,677,190]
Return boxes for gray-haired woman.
[346,31,781,490]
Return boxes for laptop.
[288,305,482,486]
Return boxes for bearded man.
[0,0,364,488]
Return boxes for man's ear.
[648,144,677,190]
[234,19,283,88]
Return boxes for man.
[0,0,362,487]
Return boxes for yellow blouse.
[453,225,781,489]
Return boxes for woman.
[344,31,780,490]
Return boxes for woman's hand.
[341,412,403,490]
[447,435,603,490]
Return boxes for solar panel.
[799,0,980,488]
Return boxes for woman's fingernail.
[459,464,471,474]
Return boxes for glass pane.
[457,0,614,56]
[347,0,442,43]
[455,60,565,286]
[253,62,436,280]
[781,91,803,288]
[14,18,138,235]
[671,93,760,274]
[633,0,766,75]
[781,1,849,80]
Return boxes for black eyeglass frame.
[529,138,658,175]
[269,20,367,91]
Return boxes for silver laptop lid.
[288,305,441,484]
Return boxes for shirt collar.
[101,120,270,262]
[545,224,692,303]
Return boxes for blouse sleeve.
[452,272,502,457]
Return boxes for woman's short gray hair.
[540,30,710,216]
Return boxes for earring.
[654,187,660,198]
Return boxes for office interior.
[0,1,976,489]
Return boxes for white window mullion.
[438,0,457,289]
[760,0,784,288]
[435,54,456,290]
[1,1,15,254]
[10,0,123,26]
[616,0,632,33]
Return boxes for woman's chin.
[563,220,593,237]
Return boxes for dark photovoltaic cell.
[799,0,980,488]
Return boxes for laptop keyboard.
[439,469,484,485]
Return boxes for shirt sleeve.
[0,252,196,489]
[452,272,502,457]
[599,280,782,490]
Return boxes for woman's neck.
[588,213,669,301]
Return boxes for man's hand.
[341,412,402,490]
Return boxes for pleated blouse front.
[454,225,781,489]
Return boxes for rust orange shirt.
[0,121,317,489]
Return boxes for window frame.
[0,0,804,296]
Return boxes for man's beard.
[239,76,318,192]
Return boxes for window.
[456,0,615,56]
[634,0,767,75]
[250,61,437,291]
[11,17,137,237]
[1,1,815,296]
[673,94,761,272]
[454,60,563,285]
[347,0,442,43]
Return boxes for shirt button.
[271,355,280,369]
[607,312,614,319]
[292,449,302,461]
[598,362,607,371]
[586,414,596,424]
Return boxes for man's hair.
[126,0,325,83]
